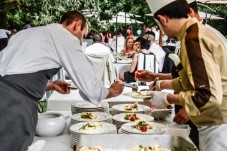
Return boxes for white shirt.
[148,42,166,72]
[0,23,108,104]
[0,29,11,39]
[85,43,115,63]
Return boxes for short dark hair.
[60,11,87,31]
[145,31,156,38]
[189,1,198,13]
[92,33,102,43]
[154,0,190,21]
[140,38,150,50]
[134,36,144,43]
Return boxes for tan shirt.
[172,18,227,127]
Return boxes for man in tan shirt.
[139,0,227,150]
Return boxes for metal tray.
[76,134,198,151]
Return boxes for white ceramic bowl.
[36,112,66,137]
[150,109,172,120]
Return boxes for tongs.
[150,77,159,91]
[124,83,138,92]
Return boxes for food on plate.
[131,121,153,132]
[130,145,170,151]
[150,105,172,110]
[134,91,152,97]
[77,146,103,151]
[124,102,138,110]
[79,123,102,130]
[80,112,97,119]
[124,113,140,121]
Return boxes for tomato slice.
[130,116,136,121]
[135,71,140,78]
[140,126,147,132]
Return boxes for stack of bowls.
[70,112,112,127]
[70,122,117,148]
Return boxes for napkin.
[28,140,46,151]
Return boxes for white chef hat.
[146,0,177,14]
[186,0,196,4]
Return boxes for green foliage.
[3,0,227,36]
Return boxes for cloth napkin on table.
[28,140,46,151]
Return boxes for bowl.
[150,109,172,120]
[36,112,66,137]
[167,124,191,138]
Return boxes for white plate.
[121,122,166,134]
[113,113,154,123]
[123,91,153,99]
[112,104,150,112]
[70,122,116,134]
[72,102,103,109]
[116,59,132,64]
[71,112,112,122]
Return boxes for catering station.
[32,84,198,151]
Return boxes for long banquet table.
[32,86,195,151]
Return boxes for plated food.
[123,91,153,99]
[80,112,97,119]
[79,123,102,130]
[131,121,153,132]
[124,102,138,111]
[130,145,170,151]
[124,113,140,121]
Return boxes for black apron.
[0,68,60,151]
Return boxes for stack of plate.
[70,112,112,127]
[119,122,166,135]
[70,122,117,148]
[71,102,104,114]
[112,113,154,129]
[111,104,150,115]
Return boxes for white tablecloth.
[113,63,131,79]
[47,87,145,111]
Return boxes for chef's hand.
[135,70,156,82]
[173,108,190,124]
[144,91,170,109]
[106,80,124,98]
[46,80,71,94]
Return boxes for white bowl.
[36,112,66,137]
[150,109,172,120]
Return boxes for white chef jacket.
[0,23,108,105]
[0,29,11,39]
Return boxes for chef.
[140,0,227,151]
[0,11,124,151]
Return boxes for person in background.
[140,0,227,151]
[85,33,115,63]
[120,36,135,57]
[102,31,109,43]
[0,28,11,51]
[144,31,166,72]
[85,29,95,39]
[23,21,33,29]
[119,38,150,83]
[0,11,124,151]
